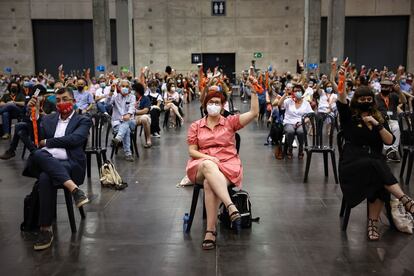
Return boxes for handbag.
[100,161,128,190]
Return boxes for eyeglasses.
[357,96,373,103]
[207,100,221,106]
[56,97,74,103]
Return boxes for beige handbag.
[100,161,128,190]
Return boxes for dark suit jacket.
[24,112,92,185]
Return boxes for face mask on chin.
[206,104,221,116]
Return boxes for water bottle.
[183,213,190,232]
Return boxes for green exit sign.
[254,52,263,59]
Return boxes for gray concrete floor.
[1,98,414,275]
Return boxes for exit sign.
[254,52,263,59]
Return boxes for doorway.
[202,53,236,84]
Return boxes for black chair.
[302,112,338,184]
[85,114,109,178]
[186,133,241,232]
[398,112,414,185]
[336,131,395,231]
[59,187,86,233]
[163,109,182,128]
[109,123,140,159]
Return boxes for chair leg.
[96,153,103,177]
[202,191,207,219]
[342,206,351,231]
[186,185,201,233]
[405,153,414,185]
[110,144,116,159]
[384,200,395,230]
[400,150,408,178]
[323,152,329,177]
[303,151,312,182]
[21,145,27,159]
[79,206,86,219]
[101,149,108,162]
[330,151,339,184]
[86,152,91,178]
[339,197,346,217]
[64,188,77,233]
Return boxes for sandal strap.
[226,203,235,210]
[400,195,414,210]
[202,239,216,245]
[205,230,217,236]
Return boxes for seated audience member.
[0,84,54,159]
[107,80,136,162]
[95,76,112,115]
[74,78,94,115]
[0,81,25,139]
[337,81,414,241]
[164,83,184,127]
[24,87,91,250]
[374,79,405,162]
[147,79,163,138]
[133,82,152,148]
[278,84,313,159]
[186,81,259,250]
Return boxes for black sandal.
[202,230,217,250]
[367,219,380,241]
[399,195,414,215]
[226,203,241,233]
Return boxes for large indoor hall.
[1,0,414,275]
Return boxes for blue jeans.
[0,104,23,134]
[113,120,136,156]
[96,101,112,113]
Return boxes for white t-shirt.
[283,98,313,125]
[95,86,112,102]
[318,92,337,113]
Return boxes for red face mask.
[56,102,74,115]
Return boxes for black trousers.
[31,150,73,226]
[150,108,161,134]
[10,121,37,152]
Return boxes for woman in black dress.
[337,83,414,241]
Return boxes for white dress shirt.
[42,111,75,160]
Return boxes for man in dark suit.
[25,87,92,250]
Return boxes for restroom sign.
[212,1,226,16]
[191,53,202,64]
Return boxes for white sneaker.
[152,132,161,138]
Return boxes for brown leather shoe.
[274,146,283,160]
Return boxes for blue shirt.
[138,95,151,111]
[74,90,94,110]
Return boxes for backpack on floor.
[100,161,128,190]
[20,181,40,232]
[218,189,260,229]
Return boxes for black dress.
[337,101,397,207]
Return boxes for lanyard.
[380,94,389,110]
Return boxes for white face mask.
[121,87,129,94]
[206,104,221,116]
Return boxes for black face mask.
[10,87,18,93]
[381,89,390,96]
[77,86,84,92]
[356,102,373,112]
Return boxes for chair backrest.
[235,133,241,154]
[89,114,111,149]
[337,130,345,157]
[302,112,336,148]
[398,112,414,146]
